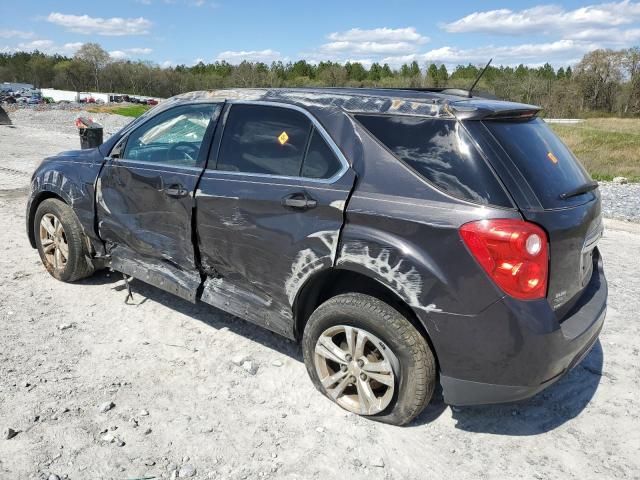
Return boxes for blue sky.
[1,0,639,69]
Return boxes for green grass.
[87,104,151,117]
[551,118,640,182]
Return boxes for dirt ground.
[1,116,639,480]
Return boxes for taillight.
[459,219,548,300]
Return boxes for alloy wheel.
[39,213,69,272]
[313,325,398,415]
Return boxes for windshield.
[485,118,593,209]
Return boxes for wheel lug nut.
[345,354,352,362]
[340,365,347,371]
[357,359,364,367]
[360,373,367,381]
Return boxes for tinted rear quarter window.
[301,129,343,179]
[355,115,511,207]
[484,118,593,208]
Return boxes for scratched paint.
[284,230,340,305]
[339,242,424,308]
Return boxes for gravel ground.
[1,111,640,480]
[599,182,640,223]
[5,106,133,137]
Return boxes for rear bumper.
[422,252,607,406]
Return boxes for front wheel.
[302,293,436,425]
[34,198,95,282]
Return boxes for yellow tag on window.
[278,131,289,145]
[547,152,559,164]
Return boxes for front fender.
[26,150,105,253]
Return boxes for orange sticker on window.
[278,131,289,145]
[547,152,559,164]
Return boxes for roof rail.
[375,87,498,100]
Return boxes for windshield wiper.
[559,181,599,200]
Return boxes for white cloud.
[1,40,83,55]
[47,12,152,36]
[565,27,640,42]
[322,41,423,55]
[109,47,153,59]
[442,1,640,35]
[327,27,428,44]
[320,27,428,57]
[381,40,597,68]
[215,49,283,64]
[0,29,34,39]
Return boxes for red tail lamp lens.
[459,219,548,300]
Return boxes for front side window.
[355,114,511,207]
[123,103,218,167]
[217,104,312,177]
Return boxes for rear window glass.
[355,115,511,207]
[485,118,592,208]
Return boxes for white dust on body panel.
[284,230,340,305]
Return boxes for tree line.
[1,43,639,117]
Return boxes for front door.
[97,102,221,301]
[196,102,355,336]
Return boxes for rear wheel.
[34,198,94,282]
[302,293,436,425]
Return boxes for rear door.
[479,117,603,312]
[97,103,221,300]
[195,102,354,336]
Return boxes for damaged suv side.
[27,88,607,425]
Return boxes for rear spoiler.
[447,99,541,121]
[483,109,540,121]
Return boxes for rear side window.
[485,118,593,208]
[355,115,511,207]
[217,104,311,176]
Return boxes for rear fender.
[335,225,447,317]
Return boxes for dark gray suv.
[26,88,607,425]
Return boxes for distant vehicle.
[26,88,607,426]
[146,99,158,105]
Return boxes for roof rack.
[375,87,498,100]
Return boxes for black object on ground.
[76,116,103,149]
[0,105,11,125]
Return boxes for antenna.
[467,58,493,98]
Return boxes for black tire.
[34,198,95,282]
[302,293,436,426]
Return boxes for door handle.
[164,184,189,198]
[282,193,317,210]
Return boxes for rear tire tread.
[303,292,436,425]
